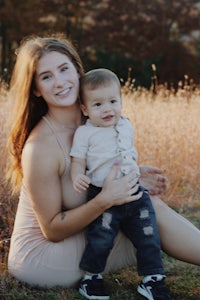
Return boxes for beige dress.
[8,118,137,288]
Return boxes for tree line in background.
[0,0,200,87]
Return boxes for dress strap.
[42,116,70,172]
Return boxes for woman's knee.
[150,196,168,211]
[149,196,171,224]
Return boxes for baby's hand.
[73,174,91,193]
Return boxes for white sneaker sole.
[137,285,154,300]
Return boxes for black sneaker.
[137,275,171,300]
[79,274,110,300]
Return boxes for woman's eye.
[61,66,68,72]
[42,74,51,81]
[111,99,116,104]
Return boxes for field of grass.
[0,78,200,299]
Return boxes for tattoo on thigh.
[61,211,66,220]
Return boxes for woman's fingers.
[121,172,142,202]
[139,165,168,195]
[103,166,143,206]
[140,165,165,175]
[104,161,120,183]
[129,190,143,201]
[125,171,139,186]
[129,180,139,194]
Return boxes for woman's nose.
[54,73,64,87]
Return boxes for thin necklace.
[46,113,78,130]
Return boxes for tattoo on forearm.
[61,211,66,220]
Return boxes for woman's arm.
[22,143,141,242]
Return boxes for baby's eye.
[94,103,101,107]
[111,99,117,104]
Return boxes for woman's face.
[34,51,80,108]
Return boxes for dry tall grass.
[0,82,12,272]
[122,80,200,209]
[0,81,10,198]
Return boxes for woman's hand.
[100,162,143,209]
[139,165,168,195]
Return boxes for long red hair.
[6,34,84,194]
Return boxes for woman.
[6,34,200,288]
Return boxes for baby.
[70,68,171,300]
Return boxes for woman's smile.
[55,86,72,98]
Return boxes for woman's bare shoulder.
[24,130,54,158]
[22,122,61,174]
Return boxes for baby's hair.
[80,68,121,103]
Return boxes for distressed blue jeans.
[80,185,165,276]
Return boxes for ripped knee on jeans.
[143,225,154,235]
[102,212,112,230]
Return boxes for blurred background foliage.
[0,0,200,87]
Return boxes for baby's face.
[81,82,122,127]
